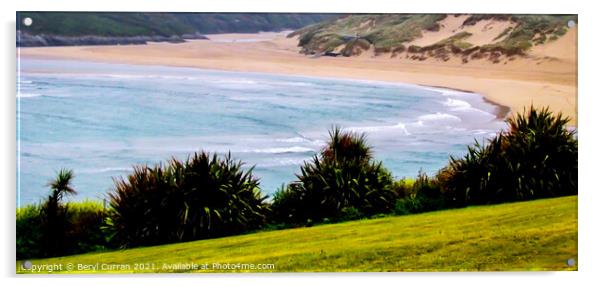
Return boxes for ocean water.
[17,58,506,206]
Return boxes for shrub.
[391,177,414,198]
[393,172,445,215]
[39,169,77,257]
[408,45,422,53]
[340,206,364,221]
[16,205,43,259]
[438,106,578,206]
[269,184,305,226]
[64,201,111,253]
[271,127,396,225]
[108,152,269,248]
[17,200,109,259]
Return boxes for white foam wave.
[259,158,308,167]
[442,98,497,119]
[345,123,411,135]
[418,112,462,122]
[442,98,472,110]
[229,96,251,101]
[81,167,131,174]
[471,129,491,135]
[421,86,472,97]
[273,81,315,87]
[248,146,315,154]
[217,79,258,85]
[276,137,324,146]
[102,74,201,81]
[277,137,307,143]
[17,93,42,98]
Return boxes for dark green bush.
[269,184,305,226]
[340,206,364,221]
[16,205,43,259]
[438,106,578,206]
[271,127,396,225]
[393,172,445,215]
[17,201,109,259]
[108,152,269,248]
[39,169,76,257]
[64,201,111,253]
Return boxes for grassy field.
[17,196,577,273]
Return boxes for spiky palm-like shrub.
[271,127,396,225]
[18,168,110,259]
[438,106,578,206]
[40,169,76,257]
[108,152,268,248]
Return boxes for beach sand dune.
[20,29,578,125]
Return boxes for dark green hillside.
[17,12,335,37]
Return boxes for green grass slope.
[17,196,577,273]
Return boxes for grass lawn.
[17,196,577,273]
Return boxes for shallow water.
[17,58,506,205]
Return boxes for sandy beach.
[19,30,578,125]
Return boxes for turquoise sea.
[17,58,506,205]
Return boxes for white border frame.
[2,1,599,285]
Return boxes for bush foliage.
[393,172,445,215]
[271,127,396,225]
[17,200,108,260]
[438,106,578,206]
[108,152,269,248]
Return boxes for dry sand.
[20,29,578,125]
[407,15,516,47]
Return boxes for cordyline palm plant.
[108,152,268,248]
[40,169,76,257]
[272,127,396,225]
[438,106,577,206]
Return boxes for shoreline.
[20,55,511,121]
[482,97,512,120]
[18,31,577,125]
[416,84,511,119]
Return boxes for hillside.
[290,14,577,63]
[17,196,577,273]
[16,12,335,46]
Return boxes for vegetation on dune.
[108,152,269,248]
[17,196,577,273]
[292,14,576,61]
[291,14,446,55]
[480,15,574,49]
